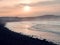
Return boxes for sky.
[0,0,60,17]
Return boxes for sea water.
[5,21,60,45]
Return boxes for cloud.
[0,0,60,7]
[0,0,60,17]
[15,0,60,7]
[29,0,60,6]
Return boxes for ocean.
[5,21,60,45]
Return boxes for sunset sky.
[0,0,60,17]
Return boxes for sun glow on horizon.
[23,6,31,12]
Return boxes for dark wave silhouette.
[0,24,57,45]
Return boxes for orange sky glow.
[0,0,60,17]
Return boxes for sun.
[23,6,31,12]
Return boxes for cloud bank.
[0,0,60,17]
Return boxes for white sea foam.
[5,21,60,44]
